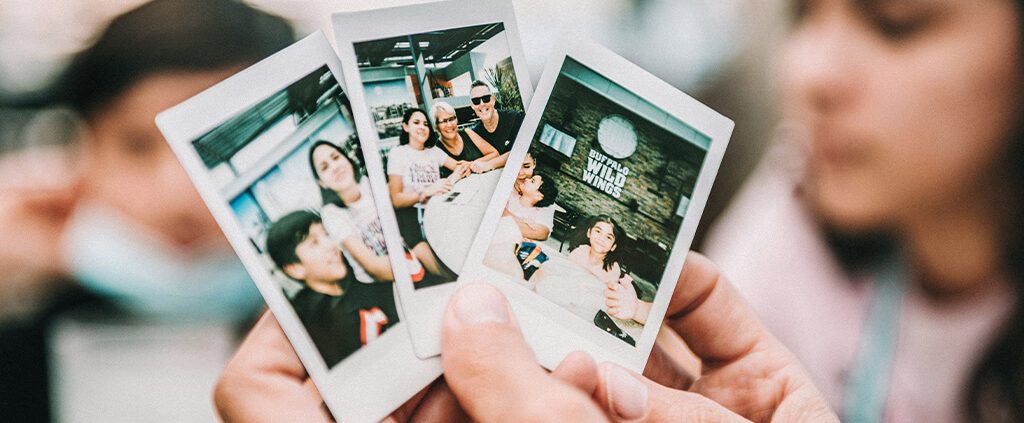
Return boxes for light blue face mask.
[61,203,262,322]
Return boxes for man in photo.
[266,210,399,368]
[469,80,523,159]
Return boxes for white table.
[422,170,501,273]
[533,254,645,341]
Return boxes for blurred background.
[0,0,786,421]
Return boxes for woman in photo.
[429,101,501,175]
[308,140,431,284]
[387,108,468,275]
[567,215,651,324]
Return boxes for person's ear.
[282,263,306,281]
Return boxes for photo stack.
[156,0,733,420]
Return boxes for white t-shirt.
[506,192,556,231]
[321,180,388,283]
[386,145,448,193]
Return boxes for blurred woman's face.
[83,70,235,252]
[782,0,1021,231]
[402,111,431,148]
[312,145,356,193]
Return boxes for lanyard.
[842,256,907,423]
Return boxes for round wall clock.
[597,114,637,159]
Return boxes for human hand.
[450,162,471,180]
[604,276,640,321]
[214,311,470,423]
[0,147,80,290]
[425,179,453,198]
[590,252,839,421]
[469,160,490,174]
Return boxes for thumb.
[441,283,608,422]
[594,363,746,423]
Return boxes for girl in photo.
[506,152,552,240]
[429,101,501,175]
[309,140,433,283]
[567,215,651,324]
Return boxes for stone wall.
[531,75,706,274]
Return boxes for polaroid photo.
[333,0,534,358]
[155,33,440,422]
[461,38,734,372]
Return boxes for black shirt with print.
[289,273,399,368]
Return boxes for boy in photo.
[505,174,559,241]
[469,80,524,156]
[266,210,399,368]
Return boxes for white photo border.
[332,0,534,359]
[155,32,440,423]
[461,37,735,372]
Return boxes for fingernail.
[606,364,648,421]
[452,283,509,325]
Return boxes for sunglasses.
[470,94,492,105]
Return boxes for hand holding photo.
[155,33,440,423]
[464,38,734,372]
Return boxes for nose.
[780,13,860,116]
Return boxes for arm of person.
[463,129,499,173]
[513,217,551,241]
[388,175,423,208]
[339,236,394,282]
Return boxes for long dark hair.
[398,108,438,148]
[964,120,1024,421]
[570,215,628,272]
[307,140,361,208]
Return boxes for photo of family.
[353,22,527,284]
[483,58,711,345]
[190,66,437,368]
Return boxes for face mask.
[61,202,262,322]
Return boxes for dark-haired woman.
[309,141,427,284]
[387,108,468,276]
[704,0,1024,421]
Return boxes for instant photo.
[334,0,534,357]
[463,40,733,371]
[156,33,440,423]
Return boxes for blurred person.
[507,151,551,240]
[704,0,1024,421]
[468,80,523,157]
[428,101,501,174]
[0,0,293,420]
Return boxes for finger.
[215,311,332,423]
[551,351,599,395]
[404,379,471,423]
[642,331,696,391]
[663,252,768,366]
[442,283,608,422]
[593,363,747,423]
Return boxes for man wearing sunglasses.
[469,80,524,164]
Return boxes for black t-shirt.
[471,109,524,154]
[439,130,485,178]
[290,275,399,368]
